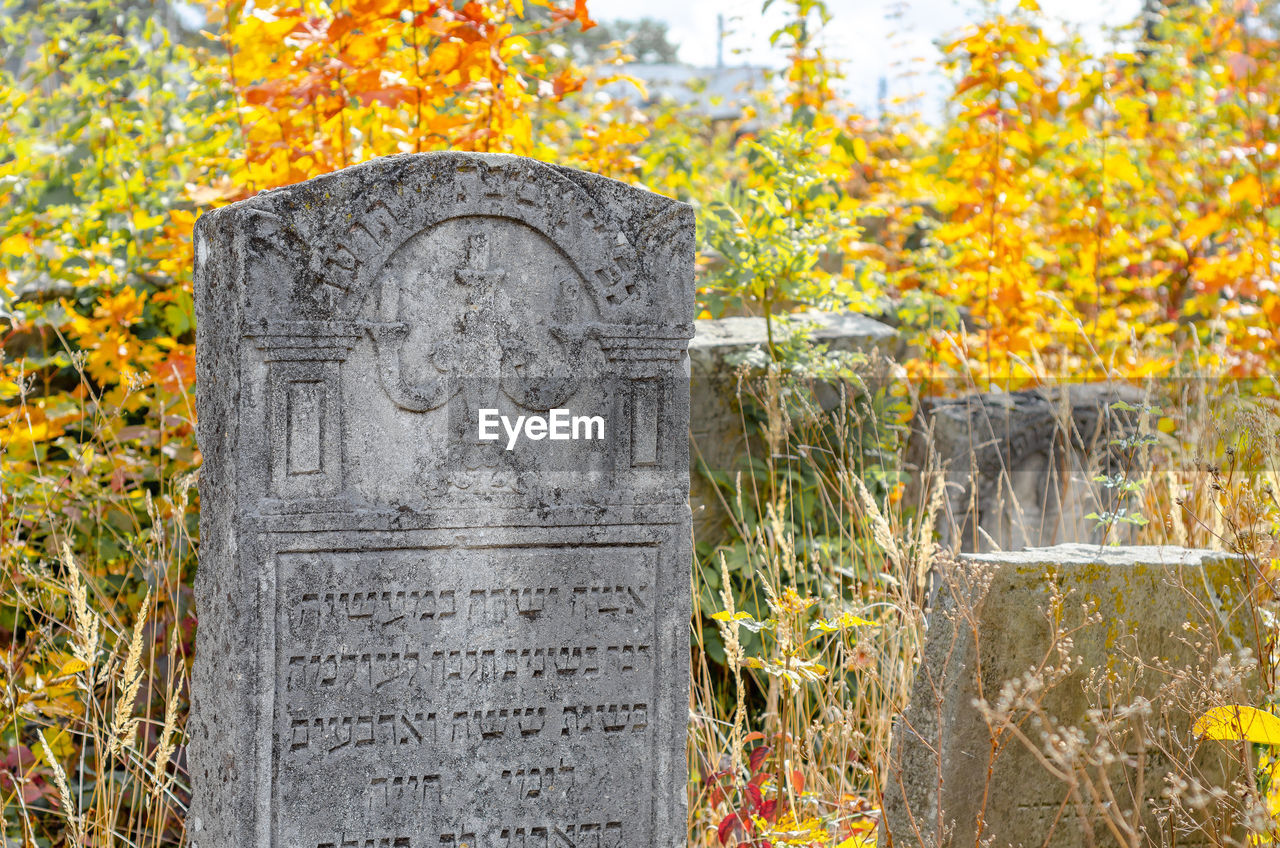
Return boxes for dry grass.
[687,342,1280,848]
[1,370,193,846]
[3,340,1278,848]
[687,354,934,847]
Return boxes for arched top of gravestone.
[194,152,695,330]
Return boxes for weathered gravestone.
[881,544,1250,848]
[191,153,694,848]
[904,384,1147,553]
[688,311,897,544]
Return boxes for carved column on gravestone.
[250,323,360,505]
[596,325,694,489]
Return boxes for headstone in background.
[192,153,694,848]
[688,311,897,544]
[881,544,1249,848]
[904,384,1147,552]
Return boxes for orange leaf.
[790,769,805,795]
[1180,213,1223,247]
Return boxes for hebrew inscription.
[279,550,660,848]
[275,546,658,848]
[192,153,693,848]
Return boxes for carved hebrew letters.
[192,153,693,848]
[273,548,660,846]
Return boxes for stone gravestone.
[881,544,1249,848]
[687,311,897,544]
[191,153,694,848]
[904,384,1146,553]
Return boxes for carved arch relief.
[362,215,602,414]
[304,157,644,322]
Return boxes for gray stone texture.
[904,384,1148,552]
[881,544,1249,848]
[192,153,694,848]
[688,311,896,543]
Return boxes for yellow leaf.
[1103,153,1141,186]
[1180,213,1223,246]
[56,658,88,677]
[1,234,28,256]
[1194,705,1280,745]
[133,209,165,230]
[1229,174,1262,207]
[711,611,752,623]
[811,611,877,632]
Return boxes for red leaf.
[3,746,34,771]
[21,778,50,804]
[745,781,763,807]
[717,816,733,845]
[748,745,771,773]
[759,798,778,822]
[718,812,747,845]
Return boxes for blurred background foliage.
[1,0,1278,844]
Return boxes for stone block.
[905,384,1148,552]
[688,311,897,542]
[881,544,1251,848]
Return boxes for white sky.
[586,0,1144,116]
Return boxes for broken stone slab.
[881,544,1252,848]
[191,152,694,848]
[904,383,1149,553]
[688,311,897,543]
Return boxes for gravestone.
[881,544,1249,848]
[191,153,695,848]
[688,311,897,543]
[904,384,1147,552]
